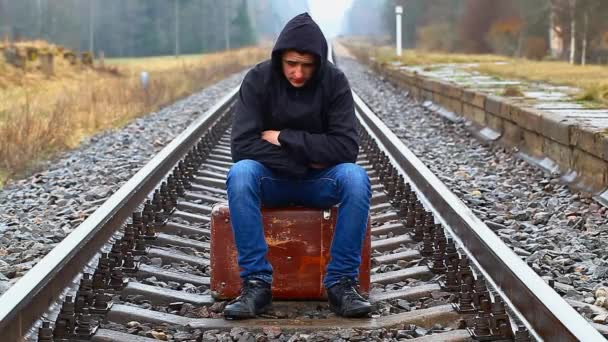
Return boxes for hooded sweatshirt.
[231,13,358,178]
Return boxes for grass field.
[107,54,207,69]
[0,45,268,187]
[344,40,608,106]
[373,46,508,65]
[473,61,608,104]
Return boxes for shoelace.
[228,282,257,304]
[339,279,362,301]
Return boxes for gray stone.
[554,282,575,294]
[338,56,608,320]
[0,281,10,295]
[532,212,551,225]
[514,247,531,257]
[415,327,428,337]
[593,266,608,279]
[396,330,413,339]
[557,276,572,285]
[149,257,163,267]
[85,186,112,201]
[512,210,531,221]
[230,327,247,340]
[338,329,356,340]
[594,314,608,323]
[262,326,281,338]
[237,333,255,342]
[126,321,141,329]
[396,299,411,311]
[173,331,193,342]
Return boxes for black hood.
[271,13,328,84]
[231,12,358,177]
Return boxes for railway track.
[0,49,605,342]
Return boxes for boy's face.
[282,50,316,88]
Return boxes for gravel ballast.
[339,57,608,324]
[0,72,246,295]
[2,56,608,337]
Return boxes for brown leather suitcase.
[210,204,371,300]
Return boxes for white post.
[37,0,42,37]
[175,0,180,57]
[395,5,403,57]
[569,0,576,64]
[224,0,231,50]
[89,0,95,54]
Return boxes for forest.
[0,0,308,57]
[2,1,608,64]
[345,0,608,64]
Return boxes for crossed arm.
[261,130,326,169]
[232,68,357,175]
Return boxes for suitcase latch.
[323,209,331,220]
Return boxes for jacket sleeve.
[231,69,309,177]
[278,71,359,165]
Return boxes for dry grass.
[474,60,608,105]
[501,85,525,97]
[342,39,608,106]
[0,40,84,89]
[0,45,268,186]
[342,40,506,65]
[374,46,507,65]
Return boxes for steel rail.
[0,41,603,342]
[0,87,239,341]
[352,90,605,341]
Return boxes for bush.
[0,47,269,183]
[524,37,547,60]
[485,17,522,56]
[416,23,456,52]
[577,84,608,104]
[502,85,524,97]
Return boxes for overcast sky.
[307,0,353,38]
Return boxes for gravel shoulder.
[0,71,246,295]
[340,57,608,322]
[2,57,607,331]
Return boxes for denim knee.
[226,159,264,194]
[334,163,371,196]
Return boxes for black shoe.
[223,279,272,319]
[326,278,371,317]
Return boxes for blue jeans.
[226,159,371,288]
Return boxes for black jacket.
[230,13,359,178]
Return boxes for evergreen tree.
[343,0,608,62]
[231,0,256,48]
[0,0,8,39]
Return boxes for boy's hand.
[261,130,281,146]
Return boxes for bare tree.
[581,8,588,65]
[550,0,579,63]
[0,0,258,57]
[36,0,42,37]
[200,0,205,51]
[224,0,231,50]
[569,0,576,64]
[578,0,602,65]
[549,1,563,58]
[174,0,180,57]
[0,0,9,40]
[89,0,95,53]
